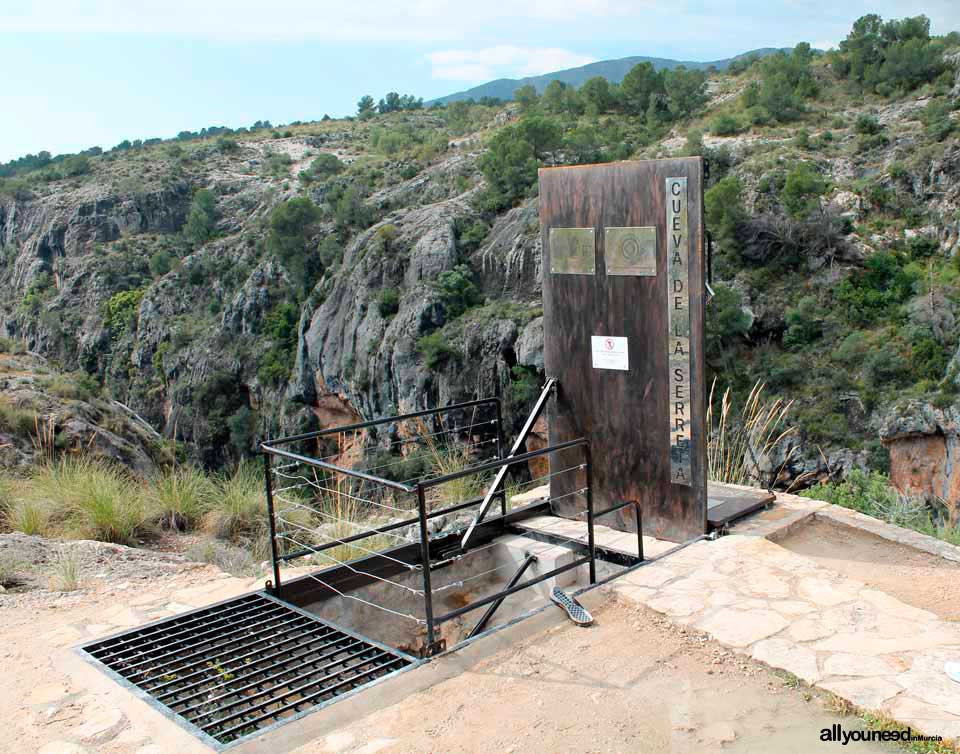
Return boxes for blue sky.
[1,0,958,162]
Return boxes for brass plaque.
[549,228,595,275]
[667,177,692,486]
[605,226,657,276]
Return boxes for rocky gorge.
[0,46,959,514]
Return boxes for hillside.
[430,48,784,105]
[0,16,958,509]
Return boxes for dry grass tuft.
[707,379,799,488]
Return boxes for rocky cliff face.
[0,118,546,467]
[1,65,959,499]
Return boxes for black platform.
[706,482,775,530]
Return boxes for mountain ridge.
[429,48,787,104]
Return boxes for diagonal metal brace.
[460,377,557,551]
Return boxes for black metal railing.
[260,405,595,657]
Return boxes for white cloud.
[427,46,596,81]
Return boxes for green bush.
[477,125,539,211]
[374,223,398,251]
[104,288,145,339]
[783,296,822,349]
[55,155,92,178]
[263,151,293,178]
[781,163,826,219]
[433,264,481,319]
[267,197,323,296]
[299,153,343,182]
[377,288,400,318]
[922,99,955,141]
[706,284,751,361]
[710,115,741,136]
[911,335,949,381]
[854,114,883,135]
[149,250,173,277]
[863,344,909,388]
[705,176,746,272]
[456,219,491,253]
[417,332,456,369]
[183,188,218,244]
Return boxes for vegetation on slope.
[0,13,956,493]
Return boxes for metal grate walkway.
[79,592,415,748]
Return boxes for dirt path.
[290,594,896,754]
[778,518,960,621]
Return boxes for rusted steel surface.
[539,159,707,543]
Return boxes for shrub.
[263,151,293,178]
[377,288,400,318]
[855,114,883,135]
[682,129,704,156]
[417,332,456,369]
[267,197,323,296]
[149,250,173,277]
[374,223,398,251]
[147,466,212,531]
[711,115,741,136]
[922,99,955,141]
[705,176,747,270]
[801,469,919,525]
[300,153,343,182]
[477,125,538,211]
[59,155,91,178]
[781,163,827,219]
[183,188,218,245]
[104,288,145,339]
[706,284,752,361]
[863,344,909,388]
[456,219,491,253]
[783,296,823,349]
[433,264,481,319]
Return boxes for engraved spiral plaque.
[604,226,657,276]
[667,177,692,486]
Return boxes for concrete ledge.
[816,504,960,564]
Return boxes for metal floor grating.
[79,592,415,748]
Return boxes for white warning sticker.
[591,336,629,371]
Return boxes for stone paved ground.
[612,488,960,742]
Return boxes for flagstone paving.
[612,489,960,742]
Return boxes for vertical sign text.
[667,177,692,485]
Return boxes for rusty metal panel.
[539,159,707,543]
[605,226,657,276]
